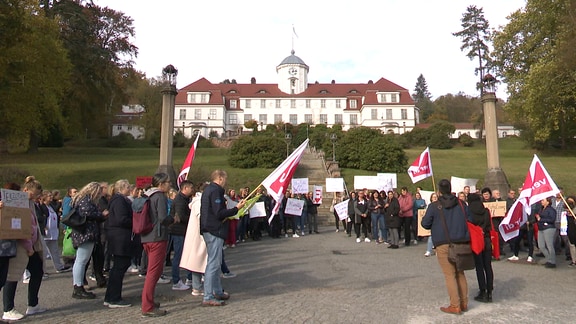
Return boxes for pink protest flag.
[499,197,529,242]
[526,155,560,206]
[407,147,433,183]
[177,133,200,189]
[261,139,309,223]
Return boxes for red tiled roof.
[175,77,414,108]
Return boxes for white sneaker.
[412,240,418,245]
[364,237,371,243]
[22,277,30,284]
[191,289,203,296]
[157,275,171,284]
[26,304,47,315]
[301,231,305,236]
[221,272,237,279]
[356,238,361,243]
[424,251,432,257]
[127,265,139,274]
[527,256,534,263]
[508,255,519,261]
[336,229,339,233]
[172,280,190,291]
[185,279,193,286]
[292,233,300,238]
[285,234,289,238]
[3,309,24,321]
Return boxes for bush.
[229,136,285,168]
[173,131,188,147]
[106,132,135,147]
[459,133,474,147]
[426,121,455,149]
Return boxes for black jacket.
[421,195,470,247]
[384,197,401,228]
[169,192,191,236]
[106,193,138,257]
[200,182,238,239]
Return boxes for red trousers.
[141,241,167,312]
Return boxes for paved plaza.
[9,227,575,323]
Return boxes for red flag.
[528,155,560,205]
[498,197,528,242]
[177,133,200,189]
[261,139,309,222]
[407,147,433,183]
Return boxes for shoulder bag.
[61,207,86,230]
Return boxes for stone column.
[482,86,510,194]
[157,84,178,184]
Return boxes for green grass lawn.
[1,137,575,195]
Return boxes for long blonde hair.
[112,179,130,196]
[72,182,102,206]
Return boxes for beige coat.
[180,194,207,273]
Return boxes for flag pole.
[431,176,437,193]
[559,193,576,219]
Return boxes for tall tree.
[453,5,493,94]
[0,0,71,152]
[412,74,435,122]
[492,0,576,149]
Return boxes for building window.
[371,109,377,120]
[320,114,327,124]
[259,114,267,125]
[335,114,343,124]
[245,99,251,109]
[127,126,133,131]
[117,125,122,130]
[261,99,266,108]
[179,109,186,120]
[275,99,281,108]
[336,100,341,109]
[230,99,237,109]
[209,109,217,119]
[386,109,392,120]
[244,114,252,122]
[195,109,202,119]
[306,99,311,108]
[502,132,507,138]
[391,93,398,103]
[229,114,238,125]
[401,108,407,119]
[274,114,282,123]
[291,99,296,108]
[305,114,312,124]
[289,114,297,125]
[187,93,195,103]
[200,94,207,103]
[350,114,358,125]
[350,99,357,109]
[380,94,386,103]
[321,99,326,108]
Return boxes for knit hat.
[438,179,451,195]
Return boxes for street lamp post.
[285,133,292,158]
[330,133,337,162]
[157,64,178,185]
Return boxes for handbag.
[438,203,475,271]
[467,222,485,254]
[61,228,76,257]
[0,240,17,258]
[61,207,86,230]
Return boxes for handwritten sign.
[417,209,431,236]
[291,178,309,194]
[249,202,267,218]
[284,198,304,216]
[313,185,323,204]
[0,189,32,239]
[484,201,507,217]
[334,199,350,221]
[0,189,28,208]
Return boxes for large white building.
[174,51,418,138]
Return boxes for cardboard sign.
[136,176,153,189]
[284,198,304,216]
[291,178,309,194]
[249,202,267,218]
[484,201,506,217]
[313,185,323,204]
[334,199,350,221]
[417,209,431,237]
[0,189,32,240]
[326,178,344,193]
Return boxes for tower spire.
[291,24,298,53]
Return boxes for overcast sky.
[95,0,526,100]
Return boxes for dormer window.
[229,89,237,94]
[320,89,328,94]
[349,89,358,94]
[258,89,267,94]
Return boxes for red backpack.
[132,192,157,235]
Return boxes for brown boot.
[440,306,461,315]
[460,302,468,312]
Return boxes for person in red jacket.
[398,187,414,246]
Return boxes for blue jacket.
[421,194,470,247]
[537,205,556,230]
[200,182,239,239]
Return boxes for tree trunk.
[27,130,40,153]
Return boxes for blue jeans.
[170,235,191,284]
[202,232,224,301]
[300,211,307,233]
[427,236,434,253]
[371,213,385,240]
[190,271,203,290]
[73,241,95,286]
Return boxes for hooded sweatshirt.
[421,194,470,247]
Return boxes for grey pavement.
[9,228,574,323]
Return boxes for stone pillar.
[157,84,178,184]
[482,90,509,194]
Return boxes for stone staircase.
[294,148,339,226]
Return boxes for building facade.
[174,51,418,138]
[111,104,145,139]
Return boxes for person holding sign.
[353,191,371,243]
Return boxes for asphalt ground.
[7,226,575,323]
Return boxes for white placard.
[313,185,323,204]
[334,199,350,220]
[326,178,344,193]
[419,190,436,205]
[377,173,397,189]
[291,178,309,194]
[249,201,267,218]
[284,198,305,216]
[561,211,568,236]
[225,196,238,208]
[354,176,378,190]
[450,176,478,194]
[0,189,29,208]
